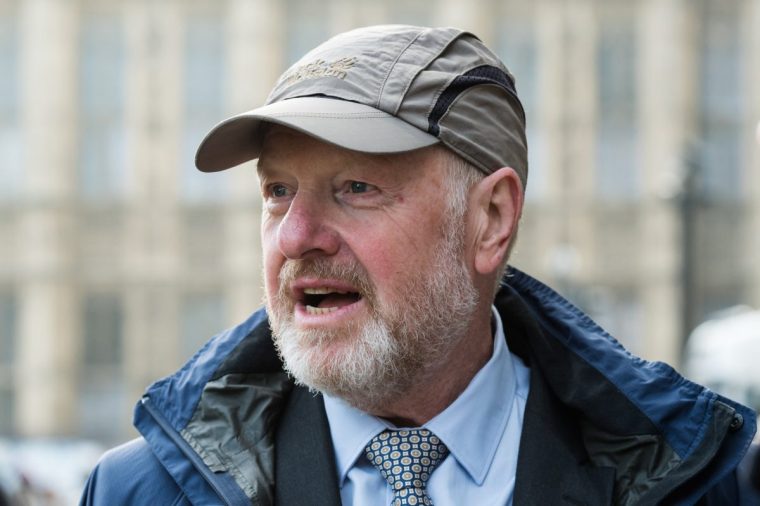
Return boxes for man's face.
[258,127,478,410]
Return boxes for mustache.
[276,257,376,302]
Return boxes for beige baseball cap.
[195,25,528,188]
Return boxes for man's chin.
[278,324,357,350]
[272,319,406,407]
[290,364,403,413]
[282,353,398,408]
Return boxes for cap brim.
[195,96,439,172]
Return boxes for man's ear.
[469,167,523,275]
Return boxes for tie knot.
[364,429,449,505]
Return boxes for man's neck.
[368,305,495,427]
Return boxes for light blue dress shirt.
[323,306,531,505]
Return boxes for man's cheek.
[356,240,404,278]
[262,250,281,292]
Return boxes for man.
[81,25,757,505]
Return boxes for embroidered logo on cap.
[282,57,358,85]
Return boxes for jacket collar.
[500,268,757,504]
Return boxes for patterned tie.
[364,428,449,506]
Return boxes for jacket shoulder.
[80,438,188,506]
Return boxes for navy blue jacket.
[80,269,758,505]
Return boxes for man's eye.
[270,184,289,198]
[349,181,369,193]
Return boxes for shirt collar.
[323,306,517,486]
[425,306,516,484]
[323,395,387,487]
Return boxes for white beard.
[267,220,479,412]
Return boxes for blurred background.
[0,0,759,503]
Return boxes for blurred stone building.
[0,0,758,444]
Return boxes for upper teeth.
[303,287,349,294]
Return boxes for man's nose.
[276,193,340,260]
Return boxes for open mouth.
[301,287,362,315]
